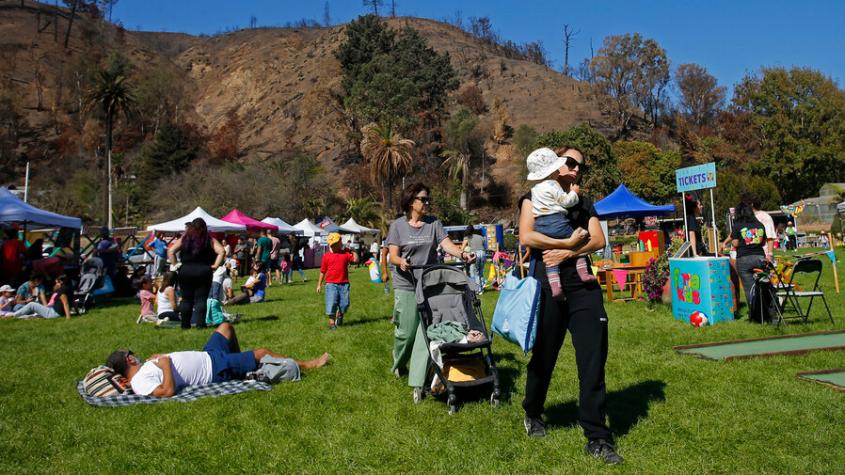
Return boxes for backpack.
[247,355,301,384]
[83,366,133,397]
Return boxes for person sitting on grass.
[136,276,156,322]
[13,275,71,319]
[0,284,16,317]
[156,271,180,322]
[105,322,331,397]
[316,232,358,330]
[14,274,48,310]
[227,263,266,305]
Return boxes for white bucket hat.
[0,285,13,293]
[526,147,567,181]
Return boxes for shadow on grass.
[545,379,666,437]
[241,315,280,324]
[341,315,392,327]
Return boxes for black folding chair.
[775,258,834,325]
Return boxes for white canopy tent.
[293,219,325,237]
[0,187,81,229]
[147,207,246,233]
[340,218,379,234]
[261,217,297,233]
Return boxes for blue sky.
[112,0,845,94]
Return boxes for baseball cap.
[327,233,341,246]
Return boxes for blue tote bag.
[491,262,540,353]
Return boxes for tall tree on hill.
[537,123,620,198]
[362,0,383,15]
[589,33,670,136]
[323,1,331,27]
[675,63,725,127]
[85,55,134,227]
[733,67,845,202]
[390,0,397,17]
[360,122,414,212]
[337,16,457,133]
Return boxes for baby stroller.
[73,257,104,314]
[414,264,500,414]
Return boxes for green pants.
[391,289,429,387]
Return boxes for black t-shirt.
[685,214,707,255]
[51,286,69,316]
[519,191,599,290]
[731,219,767,259]
[180,238,216,266]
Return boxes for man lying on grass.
[106,322,331,397]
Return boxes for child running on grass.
[316,232,358,330]
[526,147,595,300]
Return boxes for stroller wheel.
[489,393,500,407]
[448,404,458,415]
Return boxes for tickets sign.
[675,162,717,193]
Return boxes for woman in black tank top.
[168,218,226,329]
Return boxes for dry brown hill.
[0,2,611,210]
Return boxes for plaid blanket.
[77,379,272,407]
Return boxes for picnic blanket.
[77,379,272,407]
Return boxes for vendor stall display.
[669,257,735,325]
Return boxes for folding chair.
[775,258,834,325]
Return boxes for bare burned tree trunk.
[562,25,579,77]
[63,0,78,49]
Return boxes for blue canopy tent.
[594,184,675,219]
[0,187,82,229]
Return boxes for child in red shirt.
[317,233,358,330]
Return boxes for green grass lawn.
[1,250,844,474]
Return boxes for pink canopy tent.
[221,209,278,231]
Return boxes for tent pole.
[710,188,718,257]
[24,161,30,203]
[681,193,689,256]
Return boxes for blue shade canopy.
[0,188,82,229]
[594,184,676,219]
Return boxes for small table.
[603,265,648,302]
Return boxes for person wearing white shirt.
[106,323,330,397]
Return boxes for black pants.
[178,263,212,329]
[523,283,611,441]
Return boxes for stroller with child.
[73,257,105,314]
[414,264,500,414]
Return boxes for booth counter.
[669,257,735,325]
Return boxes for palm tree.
[345,197,382,230]
[360,122,414,212]
[441,149,470,210]
[86,65,135,228]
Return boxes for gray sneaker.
[584,439,624,465]
[523,416,546,437]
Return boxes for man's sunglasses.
[563,156,587,171]
[414,196,432,205]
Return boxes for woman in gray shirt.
[387,183,474,403]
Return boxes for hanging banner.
[675,162,717,193]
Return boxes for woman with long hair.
[731,200,769,321]
[167,218,225,329]
[387,183,475,403]
[518,146,622,464]
[684,194,707,256]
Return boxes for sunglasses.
[414,196,431,205]
[563,156,586,171]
